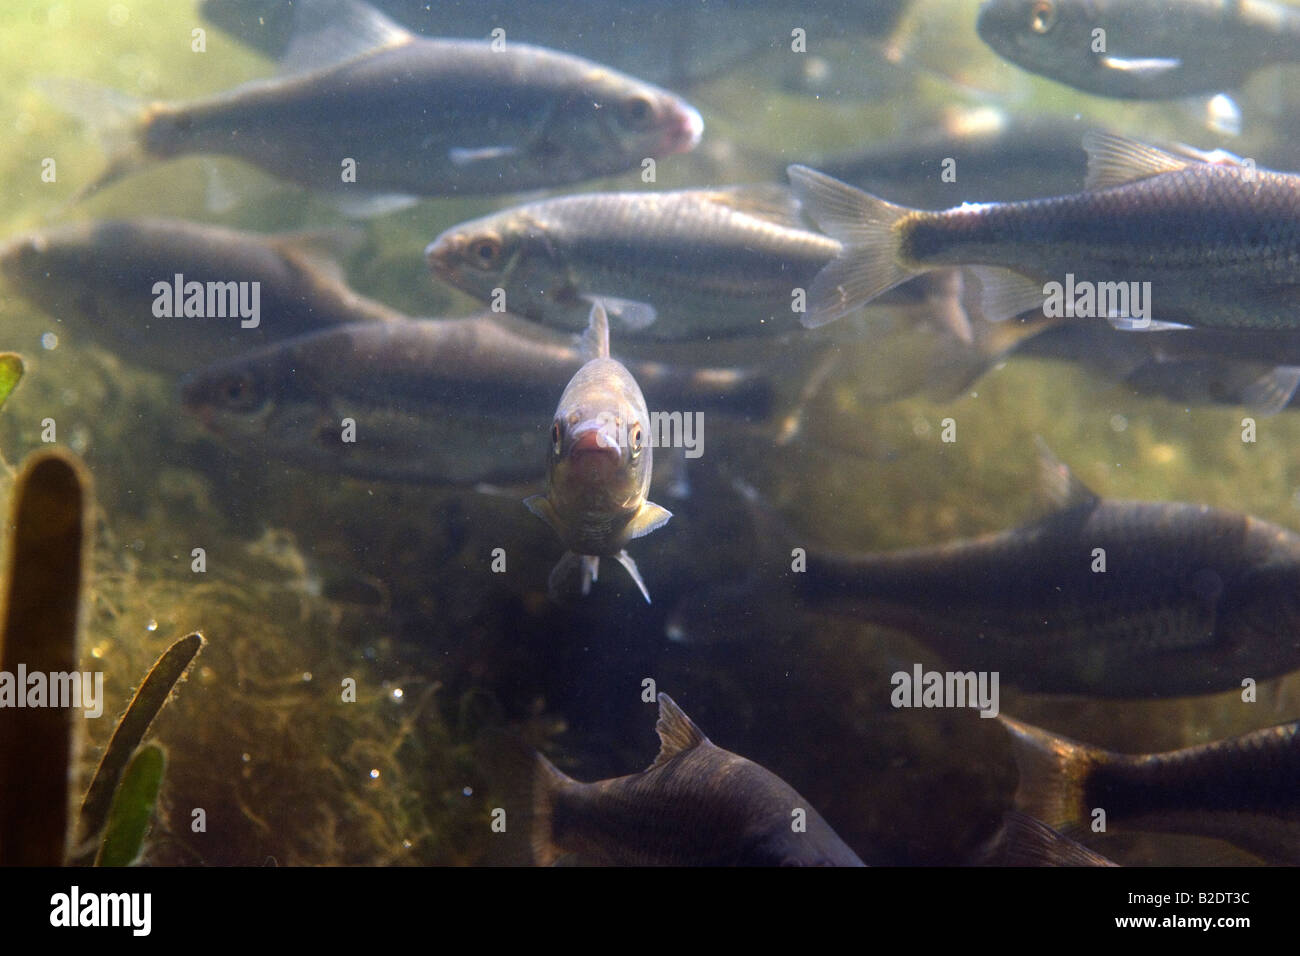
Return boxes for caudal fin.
[529,751,574,867]
[998,715,1106,833]
[35,78,149,203]
[786,164,915,328]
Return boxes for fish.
[524,302,670,602]
[1000,714,1300,864]
[425,185,975,343]
[909,308,1300,415]
[805,110,1094,208]
[521,692,865,866]
[976,0,1300,100]
[868,305,1300,414]
[200,0,912,93]
[180,312,773,486]
[1018,323,1300,415]
[56,0,703,207]
[969,810,1117,866]
[779,444,1300,698]
[0,218,400,374]
[788,133,1300,334]
[426,185,842,341]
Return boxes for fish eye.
[1029,0,1056,33]
[469,236,502,269]
[618,94,656,130]
[551,420,562,454]
[216,372,263,412]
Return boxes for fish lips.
[665,102,705,154]
[423,235,457,281]
[564,422,625,484]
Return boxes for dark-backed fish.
[787,446,1300,697]
[523,692,865,866]
[807,110,1093,208]
[0,218,400,374]
[201,0,911,92]
[524,303,670,602]
[789,133,1300,334]
[977,0,1300,99]
[58,0,702,205]
[180,312,772,486]
[1001,714,1300,864]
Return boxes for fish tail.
[580,299,611,360]
[998,716,1105,834]
[34,78,151,203]
[530,751,573,867]
[786,164,916,328]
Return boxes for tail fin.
[530,751,574,867]
[35,78,149,204]
[786,164,915,327]
[998,715,1105,833]
[580,300,611,361]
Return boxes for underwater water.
[1,0,1299,868]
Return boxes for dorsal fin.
[1083,131,1191,190]
[1034,436,1100,512]
[278,0,413,76]
[580,300,610,361]
[703,184,806,229]
[649,693,709,770]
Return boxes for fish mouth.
[663,102,705,154]
[424,236,455,280]
[566,424,623,482]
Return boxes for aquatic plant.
[0,443,204,866]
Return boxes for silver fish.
[58,0,702,205]
[977,0,1300,99]
[524,302,671,602]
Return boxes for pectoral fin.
[1098,55,1181,78]
[524,494,561,534]
[449,145,520,167]
[1105,316,1193,332]
[626,501,672,540]
[587,295,658,332]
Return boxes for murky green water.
[2,0,1298,865]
